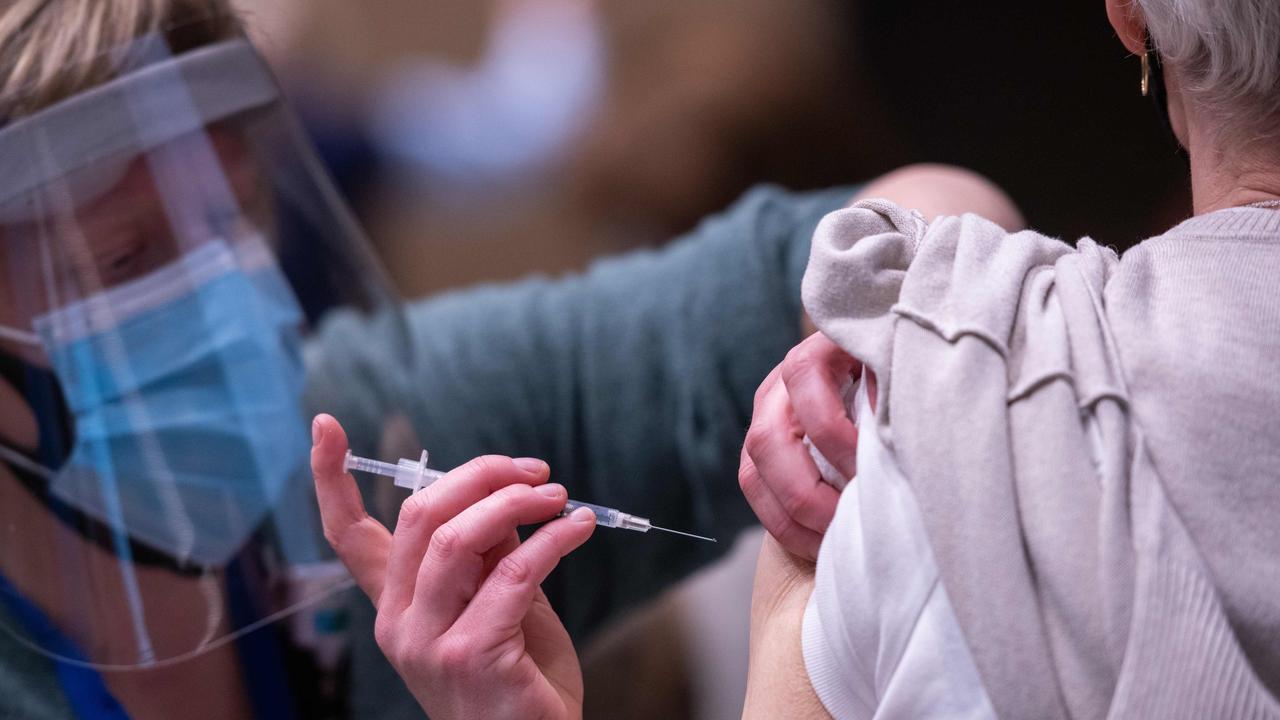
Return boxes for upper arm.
[846,164,1025,231]
[743,534,831,720]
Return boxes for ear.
[1105,0,1148,56]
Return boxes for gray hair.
[1137,0,1280,138]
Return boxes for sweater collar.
[1165,206,1280,239]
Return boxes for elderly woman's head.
[1109,0,1280,166]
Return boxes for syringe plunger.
[344,450,444,492]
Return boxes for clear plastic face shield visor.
[0,24,406,670]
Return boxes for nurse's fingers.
[380,455,550,615]
[312,413,392,604]
[745,375,840,535]
[781,333,861,480]
[411,483,569,635]
[738,444,823,560]
[456,509,596,636]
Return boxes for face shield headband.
[0,36,278,223]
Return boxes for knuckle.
[373,615,398,655]
[322,525,343,551]
[326,517,378,558]
[776,520,811,553]
[777,485,813,521]
[737,461,757,494]
[783,341,806,366]
[488,485,532,526]
[495,554,530,586]
[467,454,513,479]
[496,483,531,503]
[428,522,463,563]
[743,424,770,459]
[396,494,433,532]
[753,370,779,407]
[782,350,820,384]
[431,636,474,678]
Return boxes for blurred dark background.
[239,0,1188,299]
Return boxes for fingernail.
[535,483,564,498]
[312,417,322,445]
[570,506,596,523]
[514,457,547,474]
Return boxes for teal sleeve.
[308,183,853,625]
[306,184,855,719]
[0,603,75,719]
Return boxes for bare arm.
[845,163,1025,229]
[741,534,831,720]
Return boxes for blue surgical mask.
[17,237,310,567]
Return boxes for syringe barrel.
[561,500,623,528]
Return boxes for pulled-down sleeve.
[802,375,993,719]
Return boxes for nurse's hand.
[740,332,867,561]
[310,414,596,720]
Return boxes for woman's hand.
[739,332,865,560]
[310,414,596,720]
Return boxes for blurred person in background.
[741,0,1280,717]
[0,1,1022,719]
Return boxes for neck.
[1187,124,1280,214]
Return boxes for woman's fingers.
[745,375,840,535]
[738,445,823,560]
[381,455,551,615]
[455,509,596,637]
[781,333,861,480]
[311,413,392,604]
[411,482,570,635]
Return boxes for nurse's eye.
[101,239,145,278]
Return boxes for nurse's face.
[0,128,266,365]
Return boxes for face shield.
[0,25,407,670]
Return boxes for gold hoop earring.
[1140,51,1151,96]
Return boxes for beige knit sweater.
[801,200,1280,718]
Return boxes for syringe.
[343,451,716,542]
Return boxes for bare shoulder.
[848,163,1026,231]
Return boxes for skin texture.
[741,533,831,720]
[1104,0,1280,214]
[310,413,597,720]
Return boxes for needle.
[649,525,717,543]
[346,451,720,542]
